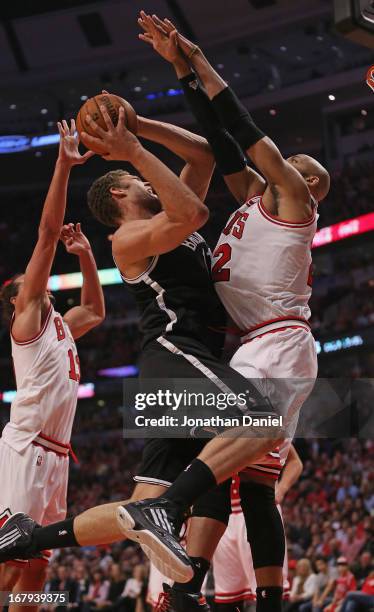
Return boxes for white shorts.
[231,328,318,442]
[0,438,69,564]
[213,511,290,605]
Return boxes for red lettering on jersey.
[54,317,66,341]
[212,243,232,282]
[222,212,249,240]
[68,349,81,382]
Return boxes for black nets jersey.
[116,232,226,358]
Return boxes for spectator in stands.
[82,570,110,612]
[351,552,373,586]
[74,566,90,604]
[321,557,357,612]
[340,570,374,611]
[116,565,146,612]
[49,566,80,612]
[285,559,317,611]
[94,564,126,611]
[299,557,334,612]
[340,527,367,565]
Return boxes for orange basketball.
[76,94,138,154]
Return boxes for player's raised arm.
[136,116,214,202]
[80,106,208,269]
[138,12,265,205]
[12,121,94,341]
[60,224,105,339]
[173,31,329,219]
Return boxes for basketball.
[76,93,138,154]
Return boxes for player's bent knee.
[192,479,232,525]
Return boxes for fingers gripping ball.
[76,94,138,154]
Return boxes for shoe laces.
[155,590,171,612]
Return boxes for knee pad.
[240,481,285,569]
[192,479,232,525]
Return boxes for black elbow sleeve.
[212,86,265,151]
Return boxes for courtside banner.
[313,212,374,248]
[121,378,374,439]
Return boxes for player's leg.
[240,479,284,612]
[233,331,317,612]
[0,564,21,592]
[10,560,47,612]
[213,513,255,612]
[0,481,168,559]
[170,480,232,597]
[74,481,167,545]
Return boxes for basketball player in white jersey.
[213,445,302,611]
[132,14,331,612]
[0,120,104,608]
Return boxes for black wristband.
[212,86,265,150]
[180,74,246,175]
[179,72,221,138]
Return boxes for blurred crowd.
[30,437,373,612]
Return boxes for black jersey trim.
[114,255,159,285]
[156,336,245,402]
[144,277,178,333]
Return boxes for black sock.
[163,459,217,512]
[256,587,283,612]
[30,518,79,552]
[173,557,210,593]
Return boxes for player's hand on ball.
[57,120,95,166]
[60,223,91,255]
[138,11,180,63]
[81,106,142,162]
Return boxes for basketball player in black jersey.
[0,102,283,597]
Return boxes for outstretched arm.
[13,122,94,340]
[61,224,105,339]
[138,12,265,204]
[81,106,208,271]
[143,16,310,217]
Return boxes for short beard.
[143,194,162,215]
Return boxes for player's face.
[11,275,55,306]
[286,154,309,178]
[119,174,161,214]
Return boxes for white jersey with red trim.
[1,305,80,453]
[213,195,318,338]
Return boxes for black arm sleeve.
[179,73,246,176]
[211,86,265,151]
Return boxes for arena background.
[0,1,373,610]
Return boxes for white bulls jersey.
[213,195,318,340]
[2,305,80,452]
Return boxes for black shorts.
[134,335,264,486]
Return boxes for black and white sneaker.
[0,512,39,563]
[117,498,193,583]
